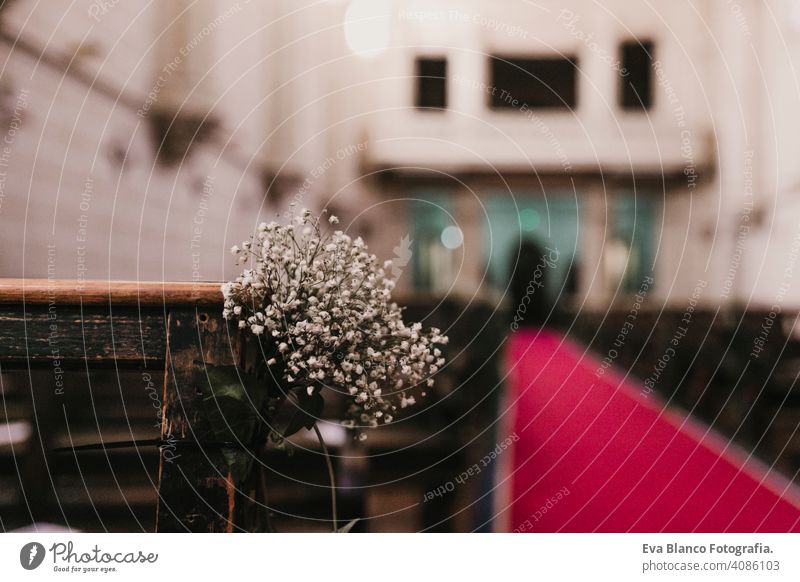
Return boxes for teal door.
[484,194,580,301]
[409,192,457,292]
[609,192,656,293]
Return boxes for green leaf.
[337,518,359,533]
[199,365,267,485]
[270,386,324,439]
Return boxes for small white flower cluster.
[222,207,447,429]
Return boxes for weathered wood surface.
[155,308,245,532]
[0,280,248,531]
[0,307,167,363]
[0,279,222,306]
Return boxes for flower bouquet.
[207,207,447,531]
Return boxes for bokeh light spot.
[441,226,464,249]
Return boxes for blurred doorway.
[484,193,580,302]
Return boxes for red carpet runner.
[504,329,800,532]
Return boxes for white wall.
[1,0,799,310]
[0,0,267,282]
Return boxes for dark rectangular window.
[415,57,447,110]
[620,40,654,110]
[489,56,578,110]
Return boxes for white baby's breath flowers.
[222,208,447,429]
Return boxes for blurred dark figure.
[507,238,556,329]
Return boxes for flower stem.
[312,423,337,532]
[258,464,275,532]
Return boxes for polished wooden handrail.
[0,279,223,306]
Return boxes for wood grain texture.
[0,279,223,306]
[155,308,245,533]
[0,307,166,362]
